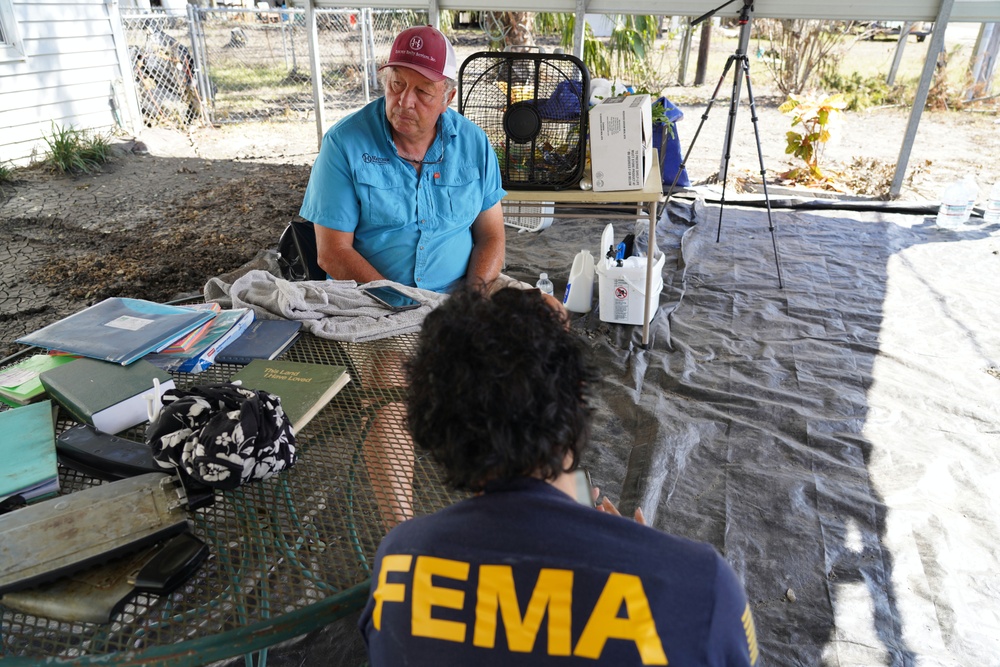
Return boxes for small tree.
[779,93,847,185]
[757,20,856,95]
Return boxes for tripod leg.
[740,57,784,288]
[715,52,745,244]
[663,55,738,204]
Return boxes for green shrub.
[819,71,903,110]
[0,160,14,185]
[0,160,15,197]
[42,123,114,174]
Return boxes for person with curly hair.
[359,287,758,666]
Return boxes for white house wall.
[0,0,139,167]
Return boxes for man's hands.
[592,487,646,525]
[314,226,385,283]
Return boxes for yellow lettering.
[574,573,667,665]
[742,603,759,665]
[411,556,470,643]
[473,565,573,655]
[372,554,413,631]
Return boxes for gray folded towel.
[226,270,447,342]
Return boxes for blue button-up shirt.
[299,98,506,293]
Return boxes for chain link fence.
[122,11,205,127]
[121,7,435,129]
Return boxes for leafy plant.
[535,13,659,84]
[0,160,15,197]
[779,93,847,184]
[819,70,903,110]
[0,160,14,185]
[42,123,114,175]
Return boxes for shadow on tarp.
[252,200,1000,666]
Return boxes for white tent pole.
[890,0,955,197]
[109,0,143,133]
[967,22,1000,100]
[361,8,372,102]
[429,0,439,29]
[306,0,326,149]
[886,21,913,86]
[573,0,587,60]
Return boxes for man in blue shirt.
[300,25,521,529]
[299,24,506,294]
[360,287,759,666]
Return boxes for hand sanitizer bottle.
[535,272,554,296]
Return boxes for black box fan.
[458,51,590,190]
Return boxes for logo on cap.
[409,36,423,51]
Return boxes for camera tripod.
[665,0,783,288]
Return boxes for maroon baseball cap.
[381,25,457,82]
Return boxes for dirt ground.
[1,96,998,360]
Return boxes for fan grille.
[459,52,589,191]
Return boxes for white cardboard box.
[589,94,654,192]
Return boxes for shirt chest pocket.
[433,166,482,224]
[356,169,410,229]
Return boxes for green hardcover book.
[39,358,175,435]
[0,400,59,502]
[229,360,351,434]
[0,355,78,407]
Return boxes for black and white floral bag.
[146,383,296,490]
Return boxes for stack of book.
[6,298,354,449]
[156,303,222,354]
[39,359,175,435]
[144,308,255,373]
[16,298,216,366]
[0,354,78,407]
[0,401,60,503]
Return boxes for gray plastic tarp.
[503,198,1000,665]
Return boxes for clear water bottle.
[984,181,1000,225]
[937,181,967,230]
[959,174,979,223]
[535,272,554,296]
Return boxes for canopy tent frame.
[293,0,1000,200]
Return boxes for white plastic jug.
[563,249,595,313]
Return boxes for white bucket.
[595,223,664,326]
